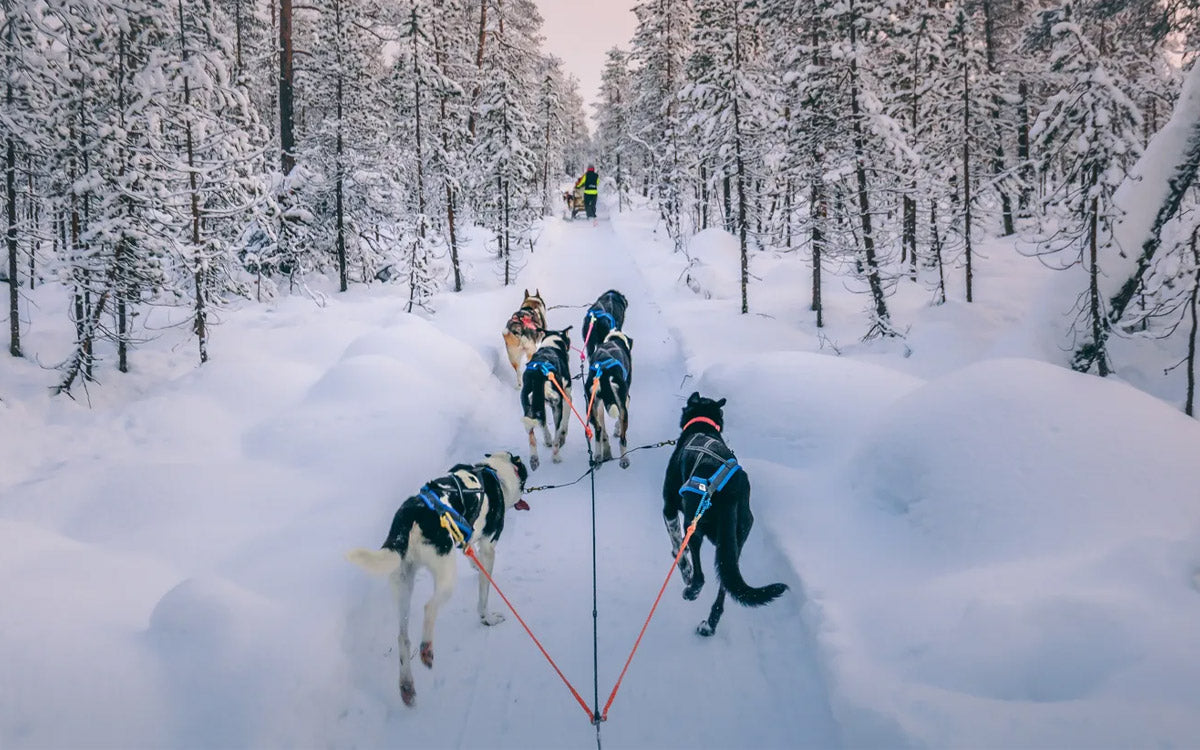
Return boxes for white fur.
[348,452,524,706]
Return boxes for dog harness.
[589,356,627,382]
[526,360,557,376]
[585,309,617,331]
[678,433,742,517]
[510,308,541,331]
[419,471,483,547]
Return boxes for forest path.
[339,211,840,749]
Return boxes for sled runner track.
[344,210,840,748]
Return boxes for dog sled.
[562,186,586,220]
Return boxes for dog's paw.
[552,453,563,463]
[619,456,630,469]
[529,455,539,472]
[481,612,506,626]
[682,576,704,601]
[696,620,716,637]
[419,641,434,669]
[400,679,416,706]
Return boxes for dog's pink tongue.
[515,499,531,511]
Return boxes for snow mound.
[850,358,1200,564]
[694,351,926,466]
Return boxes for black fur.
[382,455,526,556]
[661,392,787,636]
[585,330,633,467]
[521,327,572,424]
[520,327,573,470]
[582,289,628,358]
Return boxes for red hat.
[587,165,595,171]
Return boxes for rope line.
[601,510,706,721]
[462,545,595,722]
[547,371,592,439]
[523,439,676,494]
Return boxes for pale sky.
[534,1,639,119]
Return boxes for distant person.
[575,165,599,219]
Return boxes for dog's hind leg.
[617,401,630,469]
[682,534,706,601]
[551,396,568,463]
[662,491,694,586]
[697,586,727,637]
[503,333,522,389]
[389,562,418,706]
[472,540,506,626]
[527,426,540,472]
[419,556,456,671]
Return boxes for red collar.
[682,416,721,432]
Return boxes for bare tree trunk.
[981,0,1014,236]
[1017,77,1031,214]
[848,0,892,337]
[931,202,946,304]
[279,0,295,174]
[962,45,974,304]
[1087,185,1108,376]
[468,0,487,138]
[178,0,209,362]
[6,13,19,358]
[1186,226,1198,416]
[811,181,824,327]
[116,29,129,373]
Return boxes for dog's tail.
[715,507,788,607]
[346,547,403,576]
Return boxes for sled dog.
[585,329,633,468]
[581,289,628,359]
[520,327,573,471]
[661,393,787,636]
[346,451,529,707]
[503,289,547,388]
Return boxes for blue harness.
[590,356,628,382]
[678,435,741,518]
[525,360,557,376]
[418,485,474,544]
[586,309,617,332]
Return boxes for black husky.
[585,330,633,468]
[581,289,628,358]
[520,327,573,471]
[661,392,788,636]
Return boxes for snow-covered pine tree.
[1029,9,1142,376]
[160,0,269,361]
[684,0,764,313]
[629,0,693,250]
[472,0,543,286]
[825,0,909,338]
[427,0,473,292]
[594,47,633,212]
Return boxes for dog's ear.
[626,335,633,351]
[523,288,530,298]
[688,391,701,405]
[562,324,573,334]
[535,288,541,298]
[716,398,727,408]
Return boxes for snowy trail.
[339,213,839,748]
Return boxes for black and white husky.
[661,393,787,636]
[581,289,628,359]
[346,451,529,706]
[585,330,633,468]
[520,326,573,471]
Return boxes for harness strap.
[418,486,474,546]
[526,360,556,376]
[585,309,617,331]
[590,357,628,382]
[680,457,740,499]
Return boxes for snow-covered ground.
[3,195,1199,749]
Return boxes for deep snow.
[2,195,1200,749]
